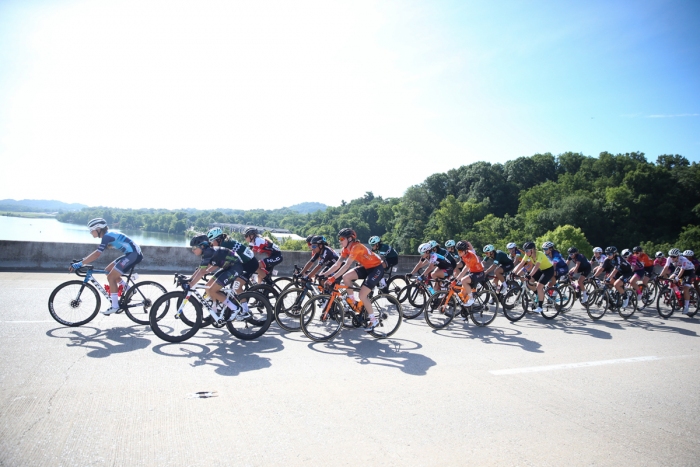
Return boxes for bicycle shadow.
[621,314,698,337]
[46,325,151,358]
[513,310,616,339]
[432,321,544,353]
[306,331,436,376]
[151,328,285,376]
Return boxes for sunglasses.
[670,255,678,258]
[311,244,318,249]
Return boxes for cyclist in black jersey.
[368,235,399,289]
[207,228,258,294]
[430,240,457,270]
[244,227,283,284]
[601,246,634,307]
[444,240,463,275]
[300,235,339,279]
[482,244,514,293]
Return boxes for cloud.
[646,113,699,118]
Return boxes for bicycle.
[274,274,322,332]
[48,262,166,326]
[423,279,499,329]
[502,275,562,321]
[400,275,442,319]
[298,282,402,342]
[656,277,698,318]
[379,266,409,303]
[148,273,273,343]
[585,279,637,320]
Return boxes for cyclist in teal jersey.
[207,228,258,295]
[483,244,514,293]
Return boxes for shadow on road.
[46,325,150,358]
[151,327,285,376]
[432,322,544,353]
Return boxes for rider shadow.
[622,315,698,337]
[433,322,544,353]
[306,332,436,376]
[46,325,151,358]
[151,328,285,376]
[515,312,615,339]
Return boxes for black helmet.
[338,228,356,240]
[311,235,328,245]
[190,234,209,248]
[567,247,578,255]
[456,241,468,251]
[633,246,642,253]
[244,227,258,237]
[306,235,314,243]
[605,246,617,255]
[523,241,536,250]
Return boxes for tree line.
[58,151,700,256]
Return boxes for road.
[1,272,699,466]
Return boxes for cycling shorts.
[679,270,696,285]
[384,256,399,269]
[438,267,454,277]
[113,253,143,275]
[532,267,554,285]
[614,271,634,283]
[213,268,237,287]
[467,271,486,287]
[497,263,515,275]
[261,252,283,273]
[644,265,654,277]
[577,264,592,278]
[353,264,384,290]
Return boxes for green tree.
[536,225,593,257]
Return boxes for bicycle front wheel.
[618,290,637,319]
[423,291,456,330]
[585,289,608,320]
[299,295,343,342]
[369,293,402,338]
[471,289,499,326]
[503,287,526,322]
[274,286,313,332]
[226,291,273,340]
[557,284,576,313]
[541,287,561,319]
[385,275,408,302]
[123,281,167,325]
[402,284,426,319]
[149,291,202,343]
[657,287,679,319]
[48,280,101,326]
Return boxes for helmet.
[621,249,631,258]
[682,250,694,257]
[429,240,438,249]
[506,242,517,249]
[633,246,642,253]
[669,248,681,257]
[244,227,258,237]
[190,234,209,248]
[523,241,536,250]
[207,227,224,242]
[306,235,314,243]
[655,251,664,258]
[87,218,107,231]
[418,243,432,254]
[445,240,456,248]
[567,247,578,255]
[605,246,617,255]
[483,244,495,253]
[338,228,356,240]
[593,247,603,254]
[368,236,381,245]
[542,241,554,250]
[311,235,327,246]
[456,241,468,251]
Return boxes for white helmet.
[621,249,631,257]
[506,242,517,249]
[418,243,432,254]
[87,218,107,231]
[655,251,664,258]
[542,241,554,250]
[683,250,694,257]
[593,247,603,254]
[669,248,681,257]
[445,240,456,248]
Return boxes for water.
[0,215,189,247]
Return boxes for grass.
[0,211,56,219]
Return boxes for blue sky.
[0,0,698,210]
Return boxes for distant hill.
[286,202,327,214]
[0,199,89,213]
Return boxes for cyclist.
[445,240,463,275]
[300,235,339,280]
[207,227,258,293]
[454,240,485,307]
[590,247,607,279]
[633,246,655,288]
[623,248,646,297]
[410,242,454,283]
[507,242,524,263]
[322,228,383,331]
[567,247,591,303]
[600,246,634,308]
[244,227,283,284]
[512,241,555,314]
[660,248,696,314]
[368,235,399,289]
[543,242,569,286]
[187,234,251,320]
[69,218,143,315]
[654,251,667,270]
[684,250,700,298]
[482,244,514,293]
[431,240,458,271]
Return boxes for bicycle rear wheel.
[299,295,343,342]
[423,291,455,330]
[149,291,202,343]
[248,284,279,310]
[123,281,167,325]
[657,287,679,319]
[226,291,273,340]
[557,284,576,313]
[471,289,499,326]
[48,280,101,326]
[618,290,637,319]
[274,286,313,332]
[385,275,408,302]
[585,289,608,320]
[503,287,525,321]
[403,284,426,319]
[369,293,402,338]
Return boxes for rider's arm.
[81,250,102,264]
[410,258,426,275]
[189,267,208,286]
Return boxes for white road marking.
[490,356,662,375]
[2,320,58,323]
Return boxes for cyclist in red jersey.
[322,228,383,331]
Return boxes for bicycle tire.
[385,275,408,302]
[48,280,101,326]
[273,276,294,293]
[149,291,202,343]
[122,281,167,325]
[617,290,637,319]
[640,281,657,308]
[369,293,402,338]
[657,287,679,319]
[557,284,576,313]
[226,291,273,340]
[541,287,561,319]
[687,288,698,318]
[503,287,526,322]
[248,284,279,309]
[299,294,344,342]
[585,289,608,320]
[423,291,455,330]
[471,289,499,326]
[407,283,427,308]
[274,286,313,332]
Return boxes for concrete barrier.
[0,240,422,275]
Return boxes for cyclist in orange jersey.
[322,228,383,331]
[632,246,654,289]
[453,240,485,307]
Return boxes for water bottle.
[427,285,435,295]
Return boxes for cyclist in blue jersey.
[69,218,143,315]
[567,247,591,302]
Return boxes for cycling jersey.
[627,254,645,272]
[341,241,382,268]
[602,256,632,274]
[570,253,590,267]
[548,250,568,269]
[459,250,484,273]
[592,254,607,264]
[311,246,339,268]
[491,251,514,267]
[521,251,553,270]
[97,231,141,255]
[436,247,457,268]
[375,244,399,263]
[653,258,666,268]
[427,252,452,270]
[198,246,240,270]
[220,239,256,263]
[666,256,695,271]
[637,252,654,268]
[250,237,281,256]
[509,249,523,262]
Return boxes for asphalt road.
[1,272,699,466]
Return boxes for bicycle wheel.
[403,284,427,320]
[369,293,402,338]
[471,289,499,326]
[541,287,561,319]
[274,286,313,332]
[273,275,294,292]
[585,289,608,320]
[149,291,202,343]
[503,287,526,322]
[617,289,637,319]
[248,284,279,310]
[656,287,679,318]
[299,294,343,342]
[687,288,699,318]
[639,282,656,309]
[423,291,456,330]
[48,280,101,326]
[385,275,408,302]
[122,281,167,325]
[557,284,576,313]
[226,291,273,340]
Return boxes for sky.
[0,0,698,211]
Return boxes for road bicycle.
[148,273,273,343]
[585,280,637,320]
[502,275,562,321]
[48,263,166,326]
[656,277,698,319]
[400,275,443,319]
[274,274,322,332]
[423,279,499,329]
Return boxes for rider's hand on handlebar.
[69,261,83,272]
